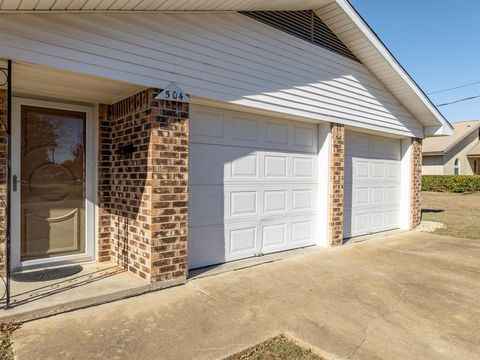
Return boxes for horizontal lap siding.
[0,12,422,137]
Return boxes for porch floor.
[0,262,161,323]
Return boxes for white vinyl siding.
[0,12,423,137]
[189,106,318,269]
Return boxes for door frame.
[10,97,96,271]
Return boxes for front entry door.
[11,99,94,270]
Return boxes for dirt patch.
[227,334,325,360]
[421,192,480,239]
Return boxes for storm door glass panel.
[21,106,86,261]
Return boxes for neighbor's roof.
[467,142,480,157]
[0,0,452,136]
[423,120,480,155]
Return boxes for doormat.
[224,334,326,360]
[12,265,83,282]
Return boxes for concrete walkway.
[12,232,480,360]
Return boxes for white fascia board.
[424,124,454,137]
[334,0,453,134]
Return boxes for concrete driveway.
[12,232,480,359]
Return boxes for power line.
[428,80,480,95]
[436,94,480,107]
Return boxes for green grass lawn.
[421,191,480,240]
[231,335,324,360]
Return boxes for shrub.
[422,175,480,193]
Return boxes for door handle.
[12,175,26,192]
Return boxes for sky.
[350,0,480,123]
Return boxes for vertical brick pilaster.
[149,99,189,283]
[0,89,7,275]
[329,123,345,245]
[410,138,422,229]
[97,104,111,262]
[98,89,189,284]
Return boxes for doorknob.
[12,175,25,192]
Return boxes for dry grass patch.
[229,334,325,360]
[0,323,21,360]
[421,192,480,240]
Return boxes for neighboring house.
[0,0,452,288]
[423,120,480,175]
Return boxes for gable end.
[241,10,360,62]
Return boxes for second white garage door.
[189,106,318,269]
[344,131,402,238]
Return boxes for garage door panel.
[264,190,288,214]
[230,154,259,178]
[224,184,317,222]
[264,155,288,178]
[347,184,400,208]
[346,133,400,160]
[262,223,287,249]
[229,152,317,184]
[265,121,289,145]
[190,144,225,185]
[386,165,401,181]
[190,109,225,140]
[346,208,400,238]
[225,215,317,262]
[191,106,318,153]
[232,116,259,142]
[189,106,318,269]
[189,185,223,227]
[344,132,401,238]
[293,156,315,178]
[189,225,225,269]
[228,225,258,259]
[292,189,314,211]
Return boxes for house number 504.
[164,90,184,101]
[155,83,191,103]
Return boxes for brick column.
[97,104,112,262]
[98,89,189,285]
[0,90,7,275]
[328,123,345,245]
[149,99,189,283]
[410,138,422,229]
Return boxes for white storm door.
[11,98,96,271]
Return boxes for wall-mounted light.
[117,143,135,156]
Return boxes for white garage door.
[344,132,401,238]
[189,106,318,269]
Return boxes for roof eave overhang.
[0,0,331,12]
[316,0,453,138]
[424,124,454,137]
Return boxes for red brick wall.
[411,138,423,229]
[149,99,189,283]
[329,123,345,245]
[97,104,111,262]
[0,90,7,276]
[98,89,189,283]
[108,90,153,280]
